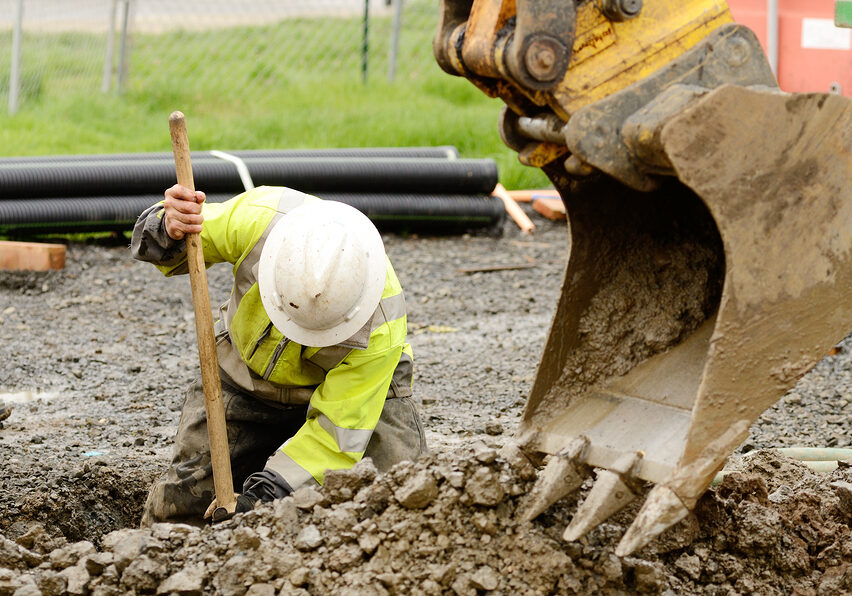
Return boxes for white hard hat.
[258,200,387,347]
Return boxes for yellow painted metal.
[462,0,516,78]
[549,0,733,118]
[518,142,570,168]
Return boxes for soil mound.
[2,448,850,595]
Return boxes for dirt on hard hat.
[1,211,851,594]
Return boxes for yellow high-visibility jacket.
[131,186,413,491]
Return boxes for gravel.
[0,203,850,594]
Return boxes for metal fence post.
[362,0,370,83]
[9,0,24,114]
[388,0,403,81]
[117,0,133,93]
[103,0,119,93]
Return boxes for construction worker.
[131,184,426,525]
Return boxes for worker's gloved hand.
[203,493,256,523]
[242,468,293,503]
[202,469,292,524]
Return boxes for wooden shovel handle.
[169,111,236,514]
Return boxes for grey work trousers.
[140,377,427,526]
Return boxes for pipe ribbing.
[0,157,497,199]
[0,146,460,165]
[0,193,505,234]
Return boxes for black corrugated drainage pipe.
[0,193,506,235]
[0,157,495,199]
[0,146,460,164]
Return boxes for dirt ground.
[1,205,851,595]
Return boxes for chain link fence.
[0,0,441,114]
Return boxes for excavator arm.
[435,0,852,555]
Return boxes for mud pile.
[1,448,850,595]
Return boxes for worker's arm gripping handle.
[168,111,237,516]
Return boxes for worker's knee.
[366,397,427,473]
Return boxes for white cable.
[209,150,255,191]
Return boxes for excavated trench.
[1,208,851,594]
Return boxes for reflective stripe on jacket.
[131,186,414,490]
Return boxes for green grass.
[0,13,551,191]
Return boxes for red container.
[726,0,851,95]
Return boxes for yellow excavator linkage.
[435,0,852,555]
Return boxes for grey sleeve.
[129,203,189,270]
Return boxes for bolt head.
[524,38,564,82]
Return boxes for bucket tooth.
[562,452,643,542]
[516,437,589,523]
[615,484,689,557]
[562,469,636,542]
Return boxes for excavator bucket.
[434,0,852,555]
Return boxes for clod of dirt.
[2,448,850,595]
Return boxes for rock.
[13,525,48,551]
[830,480,852,511]
[59,564,90,595]
[394,472,438,509]
[599,554,623,581]
[469,566,499,591]
[294,525,323,551]
[818,563,852,594]
[324,459,378,504]
[471,511,497,535]
[674,553,702,581]
[288,567,310,587]
[84,552,113,576]
[352,457,379,482]
[445,471,466,489]
[484,421,504,436]
[150,522,197,542]
[119,555,166,594]
[472,441,497,464]
[156,565,205,595]
[327,544,363,573]
[34,569,66,596]
[376,573,399,588]
[246,583,276,596]
[11,582,41,596]
[465,467,504,506]
[358,532,380,555]
[355,482,393,512]
[325,507,358,532]
[630,560,663,593]
[450,573,475,596]
[49,541,96,570]
[0,537,42,569]
[498,443,538,481]
[292,487,325,510]
[212,554,253,596]
[0,568,22,596]
[233,527,261,551]
[102,529,150,573]
[271,497,300,534]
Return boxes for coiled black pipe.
[0,158,498,199]
[0,193,505,234]
[0,146,460,165]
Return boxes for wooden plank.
[0,240,66,271]
[492,183,535,234]
[532,197,567,221]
